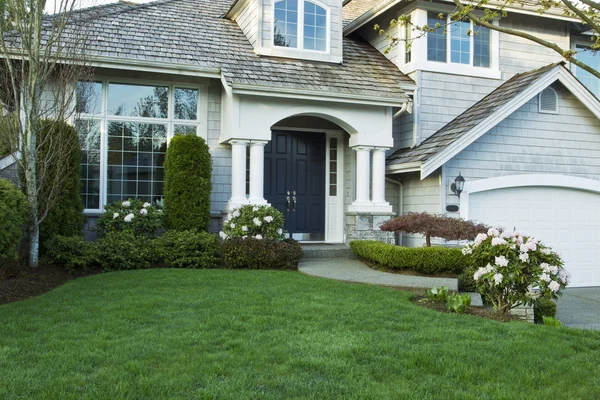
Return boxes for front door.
[264,131,326,241]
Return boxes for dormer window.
[274,0,328,52]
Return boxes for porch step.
[301,244,354,260]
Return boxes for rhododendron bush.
[96,199,163,238]
[220,205,285,241]
[462,227,569,316]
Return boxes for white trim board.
[420,65,600,179]
[459,174,600,220]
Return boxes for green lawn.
[1,270,599,399]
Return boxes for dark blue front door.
[264,131,326,240]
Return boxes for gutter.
[385,161,421,174]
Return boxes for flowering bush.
[96,198,163,238]
[462,227,569,316]
[220,205,285,241]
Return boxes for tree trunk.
[426,234,431,247]
[25,118,39,268]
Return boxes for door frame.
[270,126,345,243]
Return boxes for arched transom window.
[274,0,328,52]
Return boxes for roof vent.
[539,87,558,114]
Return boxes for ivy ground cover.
[1,269,599,399]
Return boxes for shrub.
[91,232,154,271]
[424,286,448,302]
[45,235,92,272]
[155,230,221,269]
[96,199,162,238]
[164,135,212,231]
[447,293,471,313]
[534,296,557,324]
[543,316,562,327]
[37,120,85,252]
[458,268,478,292]
[221,204,285,240]
[0,178,28,261]
[380,212,488,246]
[463,228,568,316]
[222,237,303,269]
[350,240,467,274]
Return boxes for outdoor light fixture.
[451,172,465,198]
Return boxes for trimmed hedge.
[223,237,303,270]
[155,230,221,269]
[45,235,91,273]
[350,240,467,274]
[38,120,85,251]
[164,135,212,231]
[0,178,29,261]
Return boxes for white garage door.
[468,186,600,288]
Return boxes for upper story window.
[274,0,328,52]
[427,12,491,68]
[573,44,600,97]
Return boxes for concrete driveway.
[555,288,600,330]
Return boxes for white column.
[372,147,392,212]
[348,146,373,211]
[225,139,249,212]
[248,140,268,205]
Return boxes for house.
[1,0,599,287]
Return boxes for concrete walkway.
[299,258,458,291]
[556,288,600,331]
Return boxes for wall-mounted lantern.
[451,172,465,198]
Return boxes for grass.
[1,269,599,399]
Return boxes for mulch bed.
[412,296,522,322]
[0,263,100,306]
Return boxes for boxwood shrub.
[155,230,221,269]
[164,135,212,231]
[91,232,154,271]
[350,240,467,274]
[534,297,557,324]
[45,235,92,273]
[223,237,303,270]
[0,178,29,262]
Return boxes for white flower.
[263,216,273,223]
[540,262,550,272]
[548,281,561,293]
[487,227,500,237]
[549,265,559,275]
[493,273,503,285]
[484,263,494,273]
[540,273,552,283]
[559,270,570,284]
[242,226,248,232]
[219,231,228,240]
[473,233,488,246]
[232,210,241,218]
[122,201,130,208]
[473,267,486,281]
[252,206,259,212]
[510,244,516,250]
[254,234,263,240]
[124,213,134,223]
[140,208,148,215]
[495,256,509,267]
[227,213,232,221]
[491,237,506,246]
[253,217,262,227]
[519,252,529,262]
[541,248,552,255]
[526,288,541,299]
[143,202,151,208]
[230,223,236,229]
[277,228,283,235]
[242,235,247,239]
[462,247,473,255]
[113,213,119,219]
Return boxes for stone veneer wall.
[345,212,395,244]
[508,303,534,323]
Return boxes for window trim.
[77,78,209,214]
[271,0,331,54]
[571,40,600,97]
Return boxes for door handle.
[292,191,297,212]
[286,191,291,212]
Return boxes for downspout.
[385,177,403,246]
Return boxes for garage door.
[468,186,600,288]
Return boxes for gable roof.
[57,0,411,105]
[343,0,393,28]
[387,63,600,178]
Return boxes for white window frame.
[570,40,600,97]
[403,7,501,79]
[271,0,331,54]
[77,78,209,214]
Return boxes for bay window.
[76,80,205,212]
[427,12,491,68]
[274,0,328,52]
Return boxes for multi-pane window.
[76,81,203,211]
[574,44,600,97]
[404,16,412,64]
[274,0,328,52]
[427,12,491,68]
[329,137,337,196]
